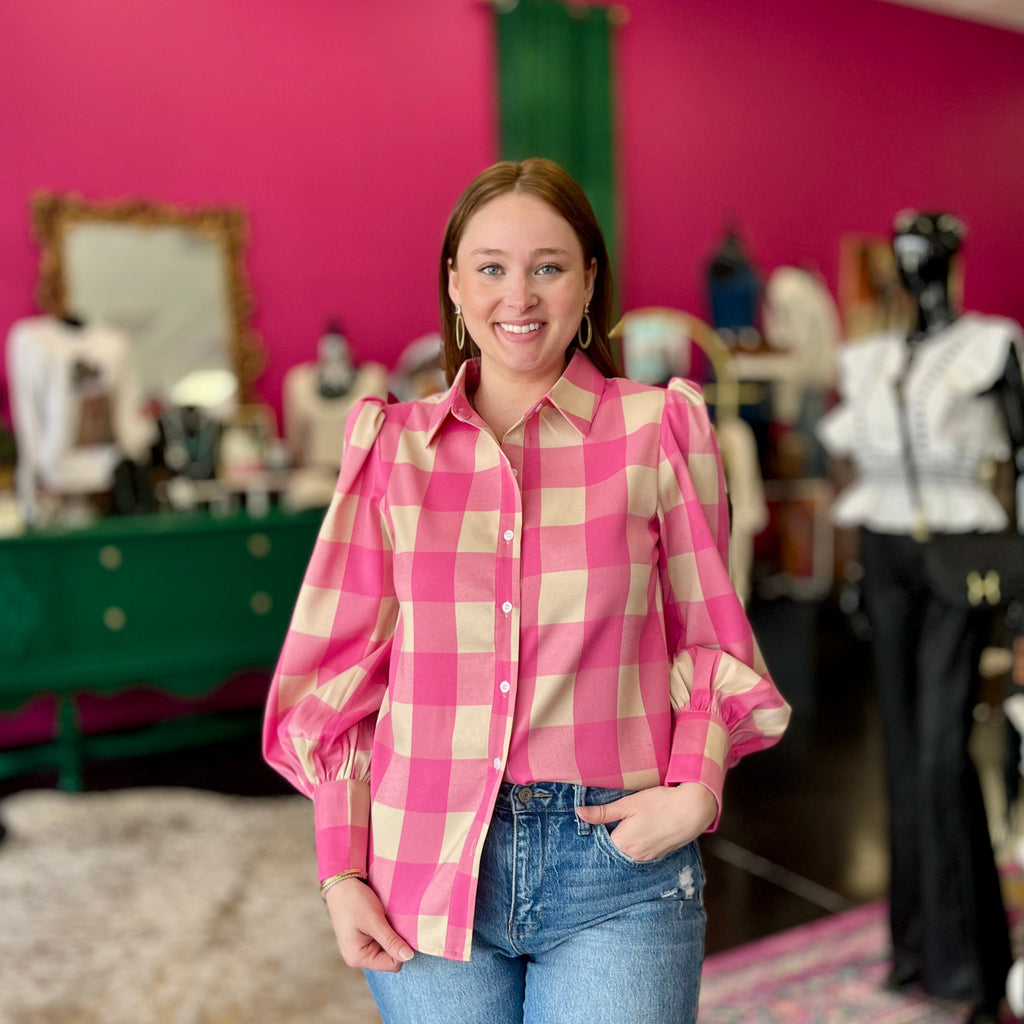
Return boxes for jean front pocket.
[592,818,690,868]
[580,787,705,886]
[600,832,705,908]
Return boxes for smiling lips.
[497,322,544,334]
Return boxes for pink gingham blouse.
[264,350,790,962]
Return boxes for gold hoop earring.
[578,303,592,350]
[454,305,466,351]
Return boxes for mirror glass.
[32,193,264,406]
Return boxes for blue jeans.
[366,782,706,1024]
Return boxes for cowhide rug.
[0,787,382,1024]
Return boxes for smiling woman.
[438,158,619,387]
[446,192,596,435]
[263,157,790,1024]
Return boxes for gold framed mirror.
[31,192,264,405]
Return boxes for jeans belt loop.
[575,784,591,835]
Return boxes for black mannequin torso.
[317,321,357,399]
[853,209,1022,1018]
[892,210,963,342]
[893,210,1024,480]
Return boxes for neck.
[318,360,356,399]
[472,361,565,438]
[908,282,956,341]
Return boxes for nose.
[503,272,537,313]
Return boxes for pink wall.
[2,0,1023,432]
[616,0,1024,329]
[0,0,496,426]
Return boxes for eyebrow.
[468,247,574,258]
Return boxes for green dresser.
[0,506,323,788]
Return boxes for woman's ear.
[585,257,597,304]
[447,257,462,306]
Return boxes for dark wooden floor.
[0,594,1010,957]
[704,595,889,953]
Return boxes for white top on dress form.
[6,315,153,521]
[282,360,388,469]
[816,312,1023,535]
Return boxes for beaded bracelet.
[319,870,364,899]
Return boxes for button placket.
[490,441,522,786]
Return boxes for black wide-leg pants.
[860,529,1011,1009]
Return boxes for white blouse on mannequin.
[281,357,389,510]
[6,315,154,522]
[283,360,389,470]
[816,312,1023,535]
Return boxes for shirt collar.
[424,350,606,445]
[548,350,605,436]
[424,359,477,445]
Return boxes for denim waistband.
[496,781,634,814]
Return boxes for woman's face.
[448,191,596,392]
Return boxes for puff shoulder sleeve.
[658,380,791,822]
[263,397,395,881]
[815,335,892,458]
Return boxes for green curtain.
[496,0,618,275]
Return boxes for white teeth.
[498,322,542,334]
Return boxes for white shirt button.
[493,758,502,770]
[503,529,514,542]
[501,600,513,614]
[500,680,511,694]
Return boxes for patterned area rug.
[0,788,381,1024]
[0,787,1016,1024]
[701,901,987,1024]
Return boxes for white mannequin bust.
[282,321,388,509]
[6,314,154,524]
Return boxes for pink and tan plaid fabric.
[264,351,790,961]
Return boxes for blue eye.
[479,264,503,276]
[536,263,562,276]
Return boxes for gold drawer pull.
[247,533,272,558]
[99,545,123,570]
[250,591,272,615]
[103,607,127,631]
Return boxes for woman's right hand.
[324,878,415,972]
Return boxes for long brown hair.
[438,158,619,384]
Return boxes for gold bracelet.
[319,870,364,899]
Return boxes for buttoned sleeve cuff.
[665,710,729,831]
[312,778,371,881]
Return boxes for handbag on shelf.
[921,531,1024,609]
[895,375,1024,610]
